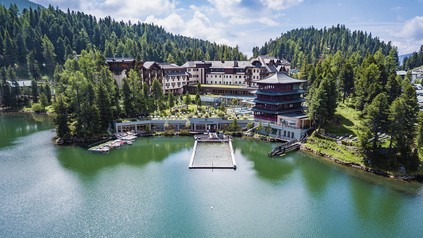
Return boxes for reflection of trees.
[56,137,193,177]
[0,113,53,148]
[349,177,404,233]
[294,153,330,197]
[350,178,373,218]
[234,139,295,182]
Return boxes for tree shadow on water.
[56,137,193,177]
[295,152,331,197]
[234,139,295,183]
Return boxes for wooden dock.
[268,140,300,157]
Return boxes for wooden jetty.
[267,135,307,158]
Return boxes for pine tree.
[364,92,389,156]
[122,77,134,117]
[339,61,354,102]
[2,30,17,66]
[27,51,41,80]
[195,92,201,107]
[31,80,38,103]
[168,93,175,108]
[39,93,48,109]
[151,78,163,110]
[41,35,57,75]
[184,92,191,106]
[45,84,52,103]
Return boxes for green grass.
[304,134,364,165]
[324,102,362,136]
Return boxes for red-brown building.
[252,72,307,122]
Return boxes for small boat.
[89,146,110,153]
[127,140,133,145]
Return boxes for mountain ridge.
[0,0,42,10]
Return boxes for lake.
[1,113,423,237]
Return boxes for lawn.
[303,134,364,165]
[324,102,362,136]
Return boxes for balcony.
[255,89,306,96]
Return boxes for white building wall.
[112,69,127,86]
[163,75,188,94]
[187,67,203,85]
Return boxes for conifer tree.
[41,35,57,75]
[31,80,38,103]
[363,92,389,156]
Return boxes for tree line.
[0,3,246,108]
[402,45,423,70]
[253,25,398,69]
[54,49,190,142]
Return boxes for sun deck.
[189,133,236,169]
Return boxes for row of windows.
[165,82,186,88]
[259,85,293,90]
[207,75,246,79]
[283,131,295,138]
[206,81,245,85]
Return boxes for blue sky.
[32,0,423,57]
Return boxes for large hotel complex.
[107,55,311,140]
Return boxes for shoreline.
[300,144,423,183]
[51,123,423,183]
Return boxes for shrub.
[32,103,43,112]
[179,129,191,136]
[163,129,175,136]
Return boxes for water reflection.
[301,150,422,195]
[233,139,295,183]
[295,152,331,197]
[0,113,53,148]
[56,136,193,176]
[349,177,403,235]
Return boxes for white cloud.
[387,16,423,54]
[32,0,305,56]
[260,0,303,10]
[80,0,176,20]
[145,13,185,33]
[258,17,279,26]
[182,11,231,45]
[399,16,423,40]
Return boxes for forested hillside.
[0,0,41,11]
[0,4,245,78]
[402,46,423,70]
[253,25,397,68]
[257,25,422,172]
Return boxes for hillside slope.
[253,25,397,67]
[0,0,42,10]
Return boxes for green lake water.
[1,113,423,237]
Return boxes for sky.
[31,0,423,57]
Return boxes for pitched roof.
[256,72,307,84]
[143,61,158,69]
[105,58,135,63]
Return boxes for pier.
[189,133,236,169]
[267,135,307,157]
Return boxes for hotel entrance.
[207,124,217,132]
